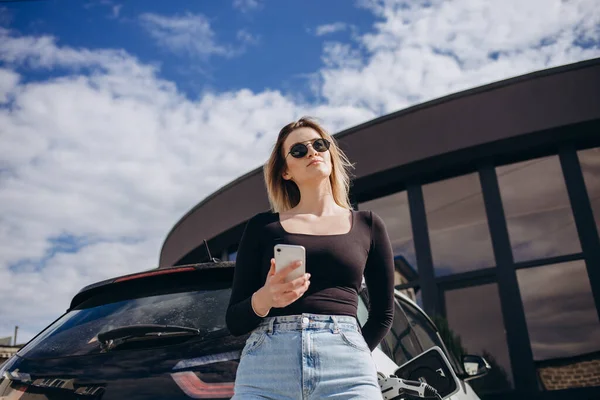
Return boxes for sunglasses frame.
[285,138,331,159]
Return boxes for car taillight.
[171,351,239,399]
[0,383,27,400]
[171,372,234,399]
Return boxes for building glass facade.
[354,144,600,397]
[422,172,495,276]
[496,155,581,263]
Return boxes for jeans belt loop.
[268,317,275,334]
[330,316,340,334]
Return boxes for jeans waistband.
[253,313,360,334]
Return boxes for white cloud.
[232,0,262,13]
[237,29,260,46]
[315,22,348,36]
[140,12,239,59]
[0,0,599,344]
[319,0,600,114]
[0,27,156,79]
[112,4,122,19]
[0,68,19,103]
[322,42,364,69]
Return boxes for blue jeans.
[232,313,383,399]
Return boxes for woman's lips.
[308,160,323,166]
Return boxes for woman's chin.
[311,165,330,175]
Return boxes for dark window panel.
[517,260,600,391]
[497,156,581,263]
[444,284,514,394]
[359,191,418,284]
[578,147,600,238]
[422,173,495,276]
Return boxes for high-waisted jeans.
[232,313,383,399]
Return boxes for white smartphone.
[274,244,306,282]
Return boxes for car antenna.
[203,239,220,263]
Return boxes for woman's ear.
[282,170,292,181]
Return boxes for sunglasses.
[286,138,331,159]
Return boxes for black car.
[0,261,487,400]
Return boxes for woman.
[226,116,395,399]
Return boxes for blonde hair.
[263,116,355,213]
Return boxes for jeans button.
[302,317,309,324]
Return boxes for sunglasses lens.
[313,139,329,152]
[290,144,308,158]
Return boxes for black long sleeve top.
[225,209,395,351]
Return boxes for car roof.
[69,261,235,310]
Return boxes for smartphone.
[274,244,306,282]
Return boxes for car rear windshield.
[18,284,232,359]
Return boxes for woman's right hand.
[252,258,310,315]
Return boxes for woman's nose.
[306,143,319,157]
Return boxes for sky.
[0,0,599,345]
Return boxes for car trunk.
[0,264,246,400]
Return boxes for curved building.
[160,58,600,399]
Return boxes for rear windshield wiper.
[98,324,201,351]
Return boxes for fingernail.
[306,273,311,279]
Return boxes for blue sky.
[5,0,374,100]
[0,0,599,344]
